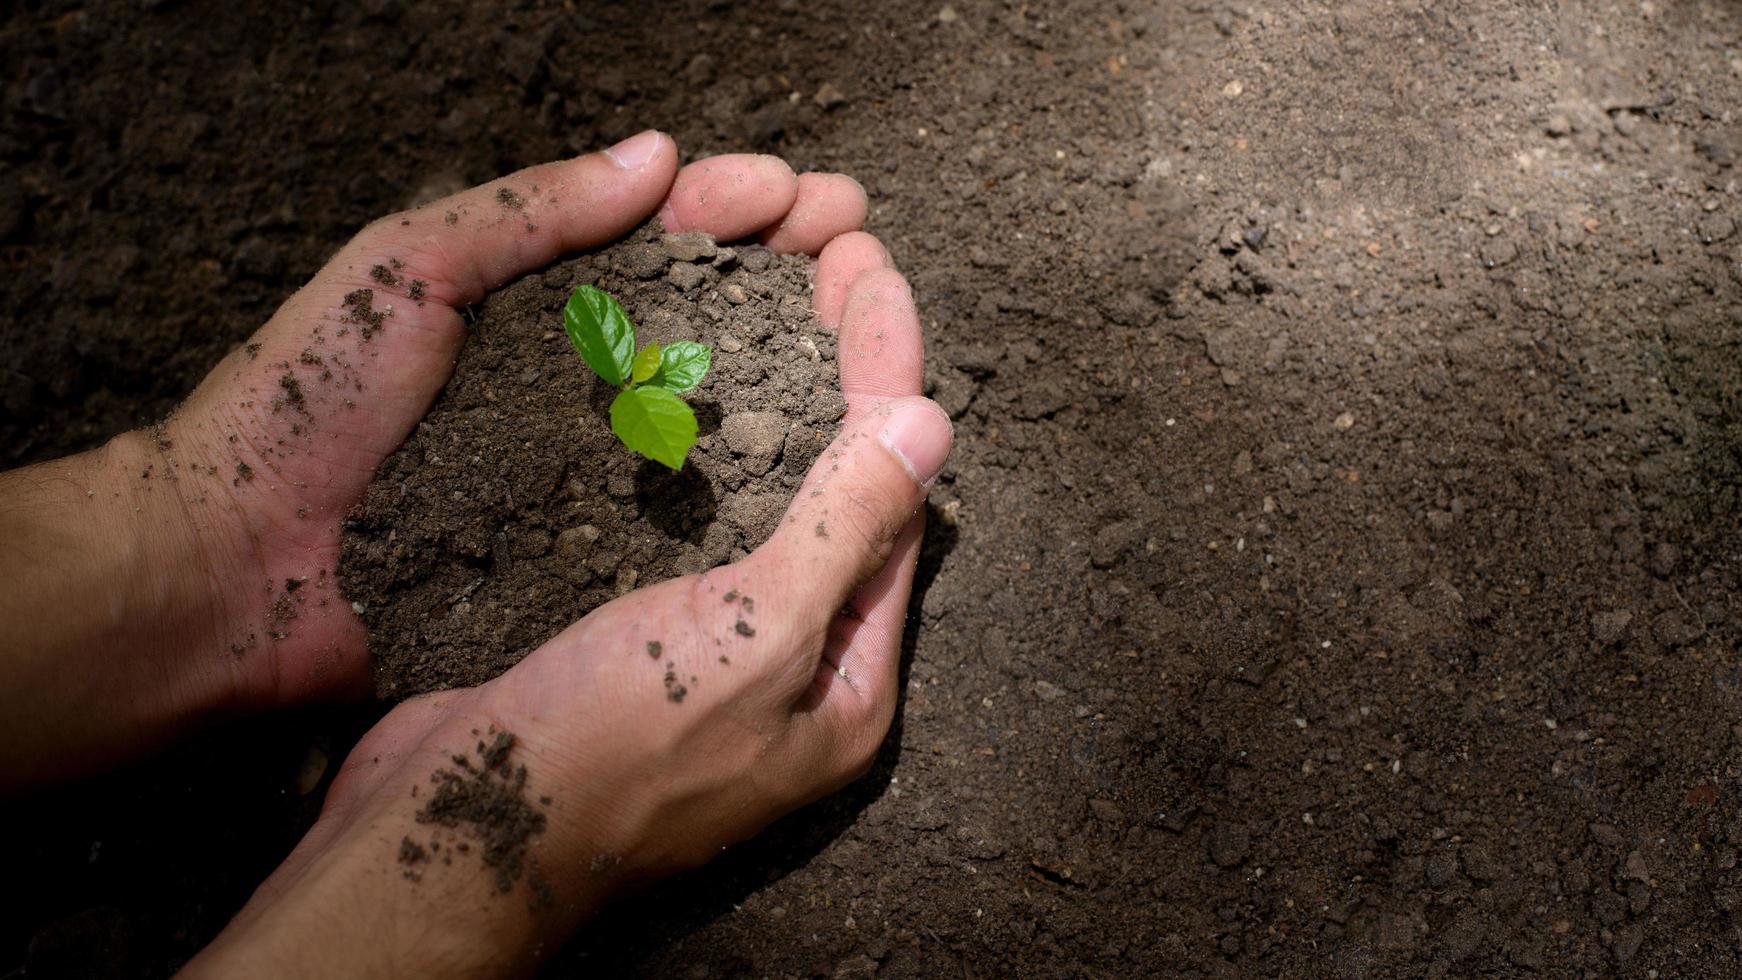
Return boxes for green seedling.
[563,285,712,470]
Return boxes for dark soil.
[340,223,842,698]
[6,1,1742,977]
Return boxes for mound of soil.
[340,224,841,698]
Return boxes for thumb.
[750,396,952,623]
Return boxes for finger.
[818,511,923,690]
[814,231,891,331]
[659,154,798,241]
[793,512,923,765]
[186,134,681,521]
[748,396,951,633]
[838,268,926,421]
[326,129,679,307]
[759,173,869,255]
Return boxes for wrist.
[0,428,245,782]
[190,707,613,979]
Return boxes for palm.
[227,142,944,928]
[164,138,898,713]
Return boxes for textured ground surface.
[4,1,1742,976]
[339,224,845,699]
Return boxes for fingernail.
[605,130,663,171]
[658,201,682,233]
[878,399,953,488]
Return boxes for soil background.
[4,0,1742,976]
[342,224,848,698]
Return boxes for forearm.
[188,815,577,978]
[0,429,240,784]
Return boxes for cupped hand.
[186,137,950,977]
[164,132,873,710]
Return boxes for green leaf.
[563,285,635,386]
[610,386,699,470]
[631,341,662,385]
[651,340,712,393]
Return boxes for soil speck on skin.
[734,620,755,638]
[408,279,427,301]
[415,729,546,895]
[663,667,687,703]
[370,263,401,287]
[495,187,524,210]
[268,591,297,626]
[234,461,253,482]
[340,288,387,338]
[397,837,427,867]
[243,342,260,360]
[646,640,662,659]
[277,373,305,411]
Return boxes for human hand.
[169,131,887,706]
[182,141,950,976]
[0,131,881,784]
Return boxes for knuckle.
[830,480,901,563]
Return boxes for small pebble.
[813,83,848,110]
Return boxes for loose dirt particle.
[414,729,546,895]
[397,837,428,866]
[278,372,305,411]
[663,667,687,702]
[341,288,388,338]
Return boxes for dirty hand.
[182,138,951,976]
[0,130,881,783]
